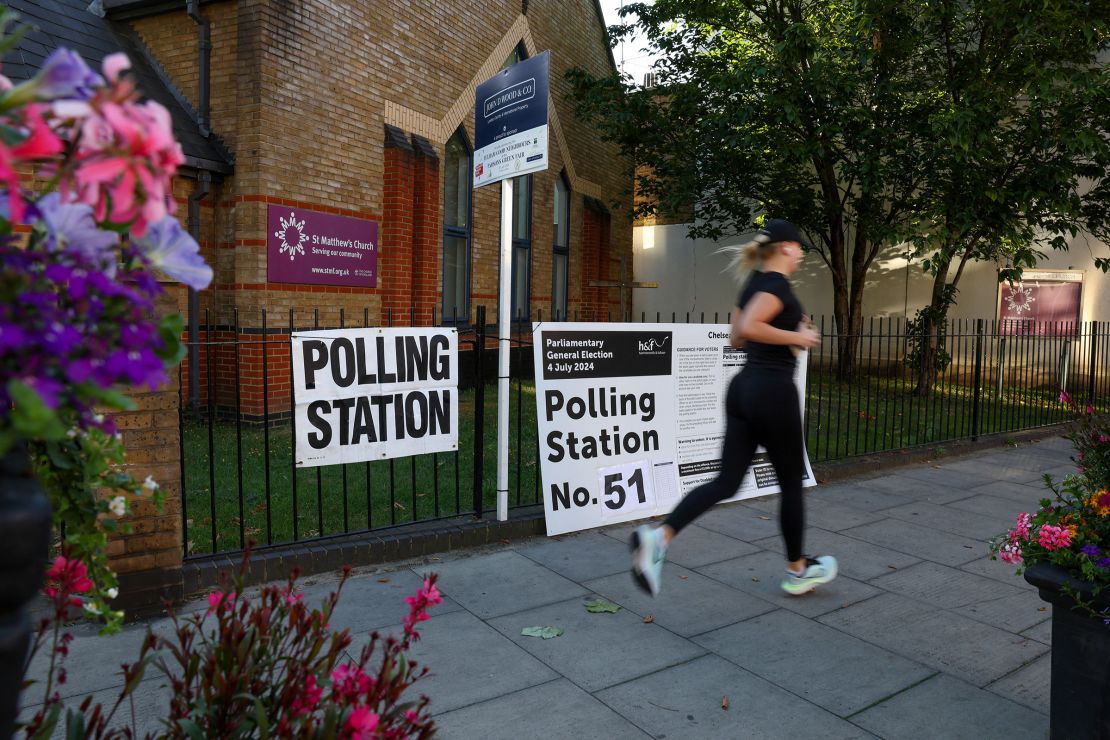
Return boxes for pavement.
[21,436,1077,739]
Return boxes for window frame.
[510,174,533,323]
[442,129,473,326]
[552,172,570,320]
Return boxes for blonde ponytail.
[718,233,772,282]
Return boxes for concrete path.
[23,437,1075,738]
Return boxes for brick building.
[103,0,630,416]
[9,0,631,606]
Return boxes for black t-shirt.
[737,271,804,371]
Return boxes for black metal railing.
[181,308,1106,557]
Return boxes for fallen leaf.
[392,501,407,511]
[585,598,621,614]
[721,696,729,711]
[841,603,850,609]
[377,577,390,583]
[751,577,760,582]
[1038,607,1047,612]
[757,516,771,521]
[643,615,654,624]
[499,538,511,545]
[963,545,973,549]
[678,575,689,580]
[521,626,563,639]
[887,565,898,570]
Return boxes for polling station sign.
[473,51,549,188]
[533,323,814,536]
[292,328,458,467]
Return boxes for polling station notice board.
[533,323,815,536]
[291,327,458,467]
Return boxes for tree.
[568,0,1110,385]
[900,0,1110,395]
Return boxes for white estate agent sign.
[532,323,815,536]
[292,327,458,467]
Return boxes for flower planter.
[0,444,53,736]
[1024,561,1110,739]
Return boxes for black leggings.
[663,368,806,562]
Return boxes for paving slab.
[514,530,632,582]
[584,563,776,637]
[879,500,1005,541]
[20,674,173,737]
[693,502,783,542]
[945,492,1033,525]
[753,527,921,581]
[851,673,1048,739]
[348,609,558,715]
[895,465,998,489]
[855,474,971,504]
[868,561,1024,609]
[486,595,705,692]
[968,479,1052,503]
[748,490,889,531]
[840,519,985,567]
[955,590,1052,634]
[959,555,1027,585]
[693,610,934,717]
[812,484,916,512]
[595,654,874,739]
[955,461,1047,485]
[986,654,1051,715]
[434,678,651,739]
[605,521,762,568]
[696,550,881,619]
[428,550,587,619]
[296,568,463,634]
[1022,615,1052,645]
[818,592,1049,686]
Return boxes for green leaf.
[585,598,622,613]
[521,625,564,639]
[85,385,137,412]
[7,380,66,441]
[157,313,187,364]
[254,697,269,740]
[64,708,85,740]
[178,718,207,740]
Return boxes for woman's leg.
[662,376,759,537]
[752,379,806,565]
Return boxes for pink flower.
[60,54,184,236]
[1059,390,1071,404]
[44,555,94,597]
[206,590,237,614]
[1014,513,1032,540]
[998,533,1024,565]
[1087,404,1096,415]
[403,577,443,637]
[1100,434,1108,444]
[0,104,65,221]
[344,705,379,739]
[331,664,372,701]
[290,674,322,717]
[1037,525,1072,551]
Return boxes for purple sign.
[267,205,378,288]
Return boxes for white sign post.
[532,322,815,535]
[473,52,551,520]
[291,327,458,467]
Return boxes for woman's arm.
[737,292,820,348]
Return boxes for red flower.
[344,705,379,739]
[289,674,322,717]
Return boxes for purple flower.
[38,193,119,275]
[1098,557,1110,570]
[42,323,82,356]
[133,217,212,290]
[35,49,103,101]
[0,322,26,353]
[24,376,64,409]
[1081,544,1101,558]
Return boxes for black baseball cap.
[759,219,813,249]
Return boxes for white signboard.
[533,323,815,536]
[292,327,458,467]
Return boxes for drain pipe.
[186,0,210,137]
[186,170,211,418]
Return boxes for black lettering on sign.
[306,400,331,448]
[302,341,328,390]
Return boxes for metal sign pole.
[497,177,513,521]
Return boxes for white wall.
[633,223,1110,325]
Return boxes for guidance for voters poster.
[532,323,814,536]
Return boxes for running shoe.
[781,555,838,596]
[630,525,666,597]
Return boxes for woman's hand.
[794,317,821,349]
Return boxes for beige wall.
[634,223,1110,325]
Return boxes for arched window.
[552,173,570,319]
[442,130,471,324]
[510,174,532,321]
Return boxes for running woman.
[630,219,837,597]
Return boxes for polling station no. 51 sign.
[532,323,814,536]
[292,327,458,467]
